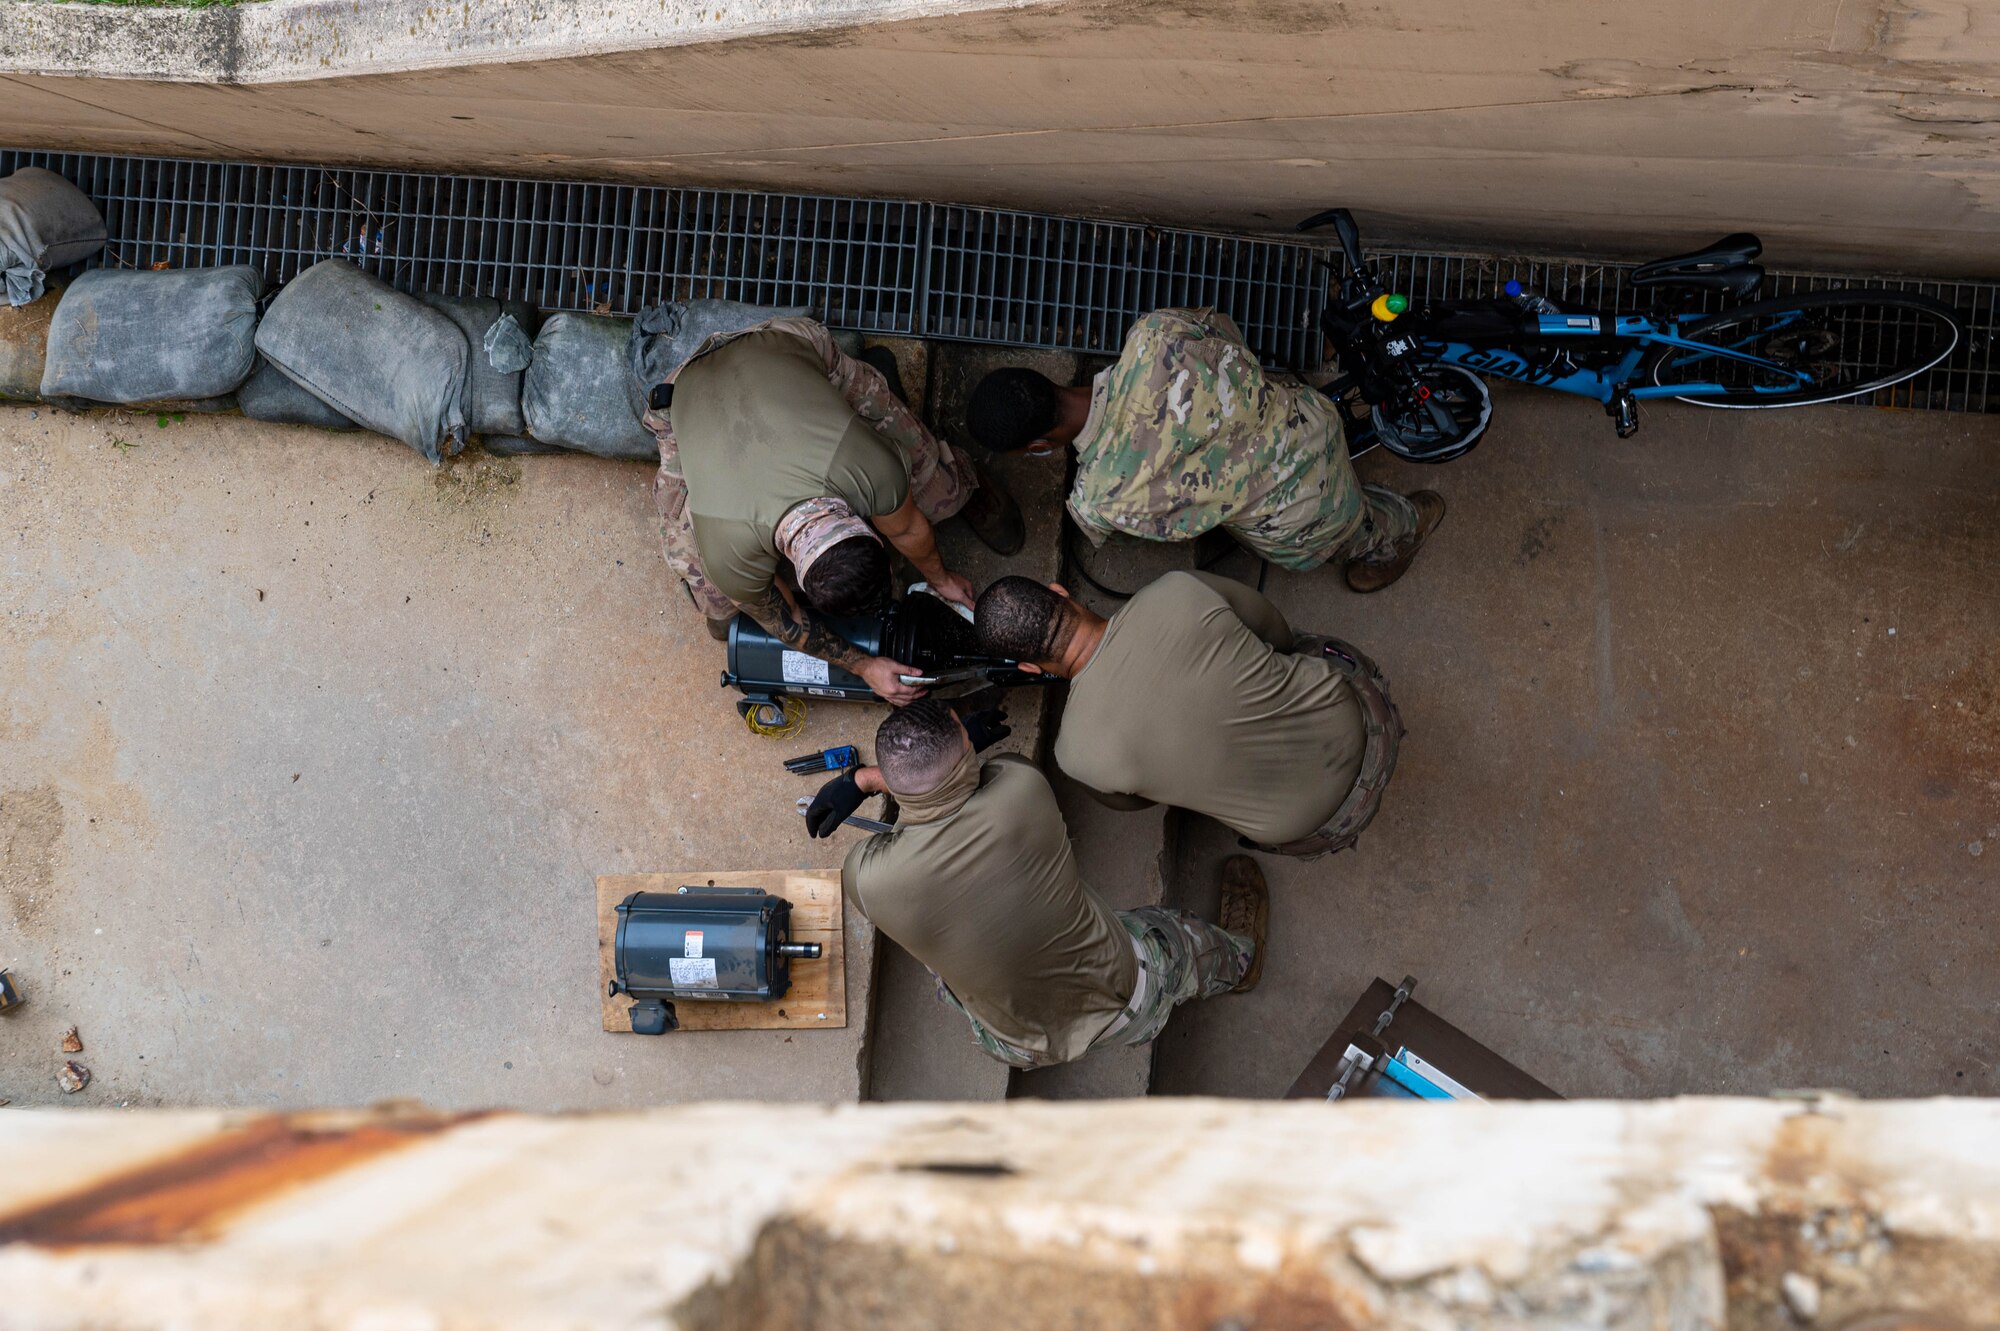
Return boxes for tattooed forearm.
[739,584,870,673]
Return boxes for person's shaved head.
[875,699,968,795]
[974,576,1076,665]
[967,368,1060,453]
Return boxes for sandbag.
[521,312,655,461]
[0,168,106,307]
[236,355,359,431]
[629,298,810,392]
[416,291,540,438]
[40,266,262,405]
[256,260,468,464]
[481,434,566,457]
[0,280,60,400]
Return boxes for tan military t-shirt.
[842,755,1136,1064]
[673,328,911,604]
[1055,571,1365,844]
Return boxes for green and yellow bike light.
[1371,293,1410,323]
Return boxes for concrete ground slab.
[0,406,889,1110]
[1148,387,2000,1100]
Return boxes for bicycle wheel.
[1646,289,1961,408]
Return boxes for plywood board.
[597,871,845,1033]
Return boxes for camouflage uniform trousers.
[1065,306,1420,571]
[1217,394,1423,567]
[944,907,1255,1070]
[1334,483,1422,567]
[646,317,979,621]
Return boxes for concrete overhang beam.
[0,0,1048,85]
[1,1097,1998,1329]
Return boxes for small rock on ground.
[1780,1270,1821,1322]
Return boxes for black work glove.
[962,707,1012,753]
[805,770,865,838]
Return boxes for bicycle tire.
[1645,289,1961,408]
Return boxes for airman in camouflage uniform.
[1067,306,1417,571]
[643,314,979,621]
[827,700,1268,1072]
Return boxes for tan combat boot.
[955,457,1026,556]
[1345,490,1447,594]
[1217,854,1271,993]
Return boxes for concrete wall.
[3,0,1999,274]
[4,1097,2000,1330]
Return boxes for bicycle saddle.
[1631,233,1765,296]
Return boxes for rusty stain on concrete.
[0,1110,478,1247]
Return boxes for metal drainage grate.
[5,147,1997,411]
[926,204,1324,369]
[0,148,1323,362]
[0,150,932,334]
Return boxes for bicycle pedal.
[1606,388,1640,438]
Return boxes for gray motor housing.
[721,591,1049,725]
[722,609,885,725]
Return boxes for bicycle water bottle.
[1504,280,1561,315]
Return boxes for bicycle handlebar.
[1296,207,1366,274]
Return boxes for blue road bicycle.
[1297,208,1965,462]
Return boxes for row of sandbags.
[2,166,658,463]
[10,258,657,463]
[1,168,851,467]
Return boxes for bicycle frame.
[1422,311,1817,404]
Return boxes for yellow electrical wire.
[742,696,808,740]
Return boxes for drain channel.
[4,147,1993,413]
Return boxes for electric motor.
[721,588,1050,724]
[611,886,823,1035]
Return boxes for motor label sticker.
[781,651,831,685]
[669,957,718,988]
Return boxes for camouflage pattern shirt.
[1066,307,1363,571]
